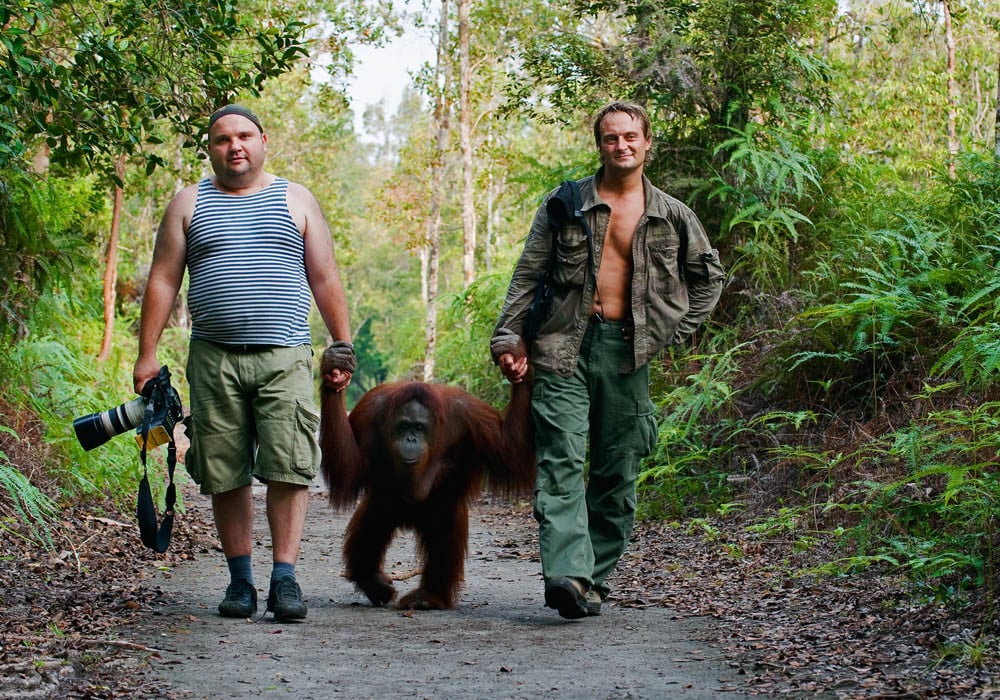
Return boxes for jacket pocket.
[688,248,726,283]
[552,224,589,286]
[647,244,679,296]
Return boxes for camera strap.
[137,408,176,553]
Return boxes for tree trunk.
[458,0,476,288]
[485,158,495,274]
[420,246,429,305]
[97,155,126,362]
[424,0,451,381]
[172,135,189,331]
[942,0,958,180]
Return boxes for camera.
[74,366,183,451]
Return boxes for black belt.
[215,342,280,354]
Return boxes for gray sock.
[227,555,253,585]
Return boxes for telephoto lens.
[73,397,147,451]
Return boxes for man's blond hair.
[592,101,651,148]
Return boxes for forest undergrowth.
[629,308,1000,696]
[1,384,998,698]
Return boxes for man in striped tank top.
[133,105,356,622]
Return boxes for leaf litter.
[1,484,997,698]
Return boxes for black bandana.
[207,105,264,134]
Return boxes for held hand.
[320,341,356,393]
[491,329,528,383]
[322,368,353,393]
[498,353,528,384]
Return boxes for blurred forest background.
[2,0,1000,666]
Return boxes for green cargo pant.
[531,319,658,598]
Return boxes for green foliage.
[698,118,821,289]
[344,317,389,406]
[629,136,1000,608]
[822,2,999,177]
[936,633,995,670]
[509,0,835,225]
[637,339,750,518]
[792,224,957,375]
[0,169,105,341]
[932,155,1000,387]
[514,0,834,129]
[765,174,955,408]
[780,393,1000,602]
[434,273,515,406]
[880,403,998,587]
[0,303,156,504]
[937,322,1000,386]
[0,0,310,176]
[0,428,56,551]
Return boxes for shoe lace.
[225,579,255,602]
[272,577,301,603]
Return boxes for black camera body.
[74,366,183,452]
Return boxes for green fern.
[0,429,56,551]
[638,341,752,517]
[696,119,821,290]
[935,323,1000,387]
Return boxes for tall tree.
[450,0,591,269]
[825,1,998,176]
[458,0,476,288]
[942,0,958,179]
[424,0,452,380]
[98,156,126,362]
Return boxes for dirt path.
[131,483,749,699]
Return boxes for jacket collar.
[583,167,669,220]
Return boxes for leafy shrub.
[0,168,105,341]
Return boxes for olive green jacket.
[492,170,725,376]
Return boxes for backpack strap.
[524,180,594,344]
[545,179,590,240]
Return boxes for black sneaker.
[585,588,603,616]
[267,576,307,622]
[544,576,588,620]
[218,579,257,618]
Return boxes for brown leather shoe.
[544,577,588,619]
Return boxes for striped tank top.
[186,177,312,346]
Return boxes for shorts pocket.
[183,406,253,491]
[292,400,321,476]
[181,415,202,485]
[255,399,321,484]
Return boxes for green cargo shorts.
[183,340,320,495]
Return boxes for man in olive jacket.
[491,101,725,619]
